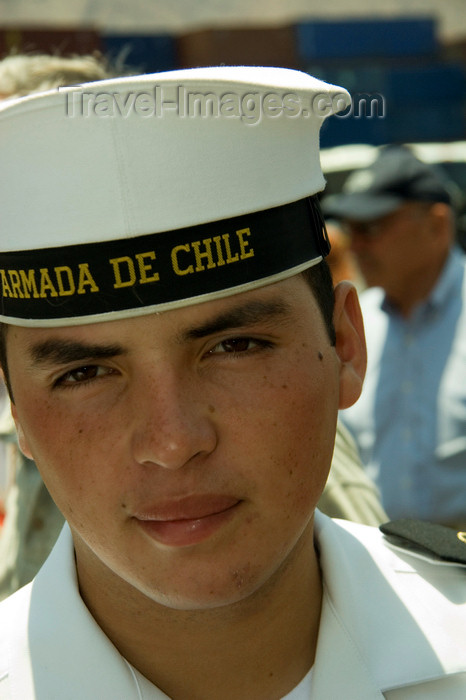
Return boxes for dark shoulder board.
[380,519,466,565]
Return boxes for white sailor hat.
[0,66,350,327]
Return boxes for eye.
[207,337,272,355]
[54,364,115,387]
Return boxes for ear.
[333,281,367,410]
[9,400,34,460]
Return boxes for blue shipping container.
[295,17,437,61]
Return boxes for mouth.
[133,495,241,548]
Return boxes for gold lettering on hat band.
[0,264,100,299]
[171,228,254,277]
[0,196,329,323]
[457,532,466,544]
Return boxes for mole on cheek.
[318,352,324,361]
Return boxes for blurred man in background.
[326,145,466,529]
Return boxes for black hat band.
[0,196,329,325]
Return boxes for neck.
[77,529,322,700]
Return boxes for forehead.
[6,276,319,351]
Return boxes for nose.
[130,370,218,470]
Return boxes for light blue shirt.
[340,248,466,525]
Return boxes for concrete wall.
[0,0,465,41]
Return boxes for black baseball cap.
[323,145,452,221]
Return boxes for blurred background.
[1,0,466,232]
[0,0,466,175]
[1,2,465,145]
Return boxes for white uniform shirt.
[127,661,312,698]
[1,511,465,699]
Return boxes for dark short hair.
[0,261,336,399]
[301,260,336,345]
[0,323,11,398]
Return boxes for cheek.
[14,395,58,457]
[14,395,121,510]
[225,353,337,508]
[19,398,94,456]
[276,386,336,508]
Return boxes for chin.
[136,563,272,612]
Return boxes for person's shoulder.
[328,515,466,609]
[316,513,466,687]
[378,518,466,567]
[317,513,466,588]
[335,515,466,568]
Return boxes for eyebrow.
[28,339,126,367]
[181,298,293,341]
[26,299,293,366]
